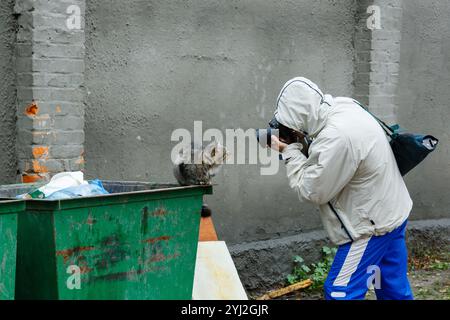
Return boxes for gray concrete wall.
[397,0,450,221]
[84,0,357,245]
[0,0,17,184]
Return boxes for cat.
[173,141,228,186]
[173,141,228,217]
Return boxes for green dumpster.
[0,200,25,300]
[3,181,211,300]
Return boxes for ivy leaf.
[287,274,296,284]
[301,265,311,273]
[294,256,304,264]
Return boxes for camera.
[256,117,304,148]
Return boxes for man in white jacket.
[270,77,414,300]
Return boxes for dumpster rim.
[0,200,26,215]
[24,184,213,211]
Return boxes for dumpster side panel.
[15,212,58,300]
[53,195,203,299]
[0,213,18,300]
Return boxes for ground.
[260,250,450,300]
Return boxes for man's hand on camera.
[271,135,288,153]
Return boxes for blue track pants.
[324,220,414,300]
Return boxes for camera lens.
[256,128,279,148]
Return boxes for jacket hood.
[274,77,334,137]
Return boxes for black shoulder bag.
[354,100,439,176]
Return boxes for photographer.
[269,77,414,300]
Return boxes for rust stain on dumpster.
[86,213,97,226]
[141,236,171,244]
[56,246,95,264]
[152,207,167,216]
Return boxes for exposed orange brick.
[32,146,49,160]
[32,160,49,173]
[75,156,85,165]
[22,174,46,183]
[24,100,39,117]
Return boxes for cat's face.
[174,141,228,167]
[202,142,228,167]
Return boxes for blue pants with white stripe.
[324,220,414,300]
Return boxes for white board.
[192,241,248,300]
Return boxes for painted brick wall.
[14,0,86,182]
[353,0,373,106]
[369,0,403,124]
[353,0,403,124]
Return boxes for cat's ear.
[203,141,227,165]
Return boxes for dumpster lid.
[0,181,213,211]
[26,181,213,211]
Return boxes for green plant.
[429,260,450,271]
[287,246,337,290]
[409,250,450,271]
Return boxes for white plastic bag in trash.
[17,171,86,199]
[46,179,109,200]
[17,172,109,200]
[38,171,86,198]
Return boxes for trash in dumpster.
[16,171,109,200]
[46,179,108,200]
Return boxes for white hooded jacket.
[275,77,412,245]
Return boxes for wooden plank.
[256,279,313,300]
[193,241,248,300]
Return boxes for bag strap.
[353,100,396,138]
